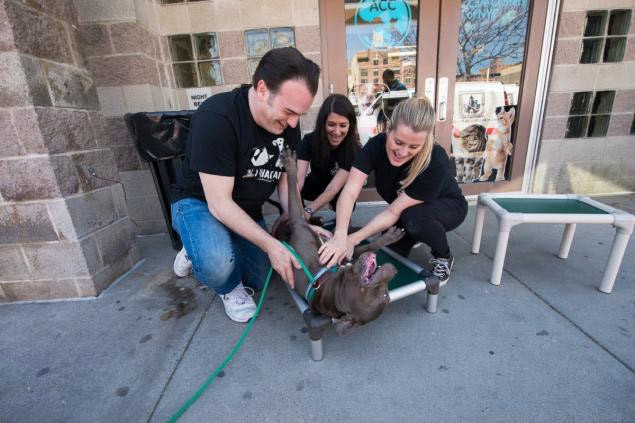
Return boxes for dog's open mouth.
[362,253,379,285]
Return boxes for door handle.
[437,77,448,121]
[424,77,435,105]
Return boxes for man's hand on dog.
[267,240,300,288]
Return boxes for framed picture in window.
[459,92,486,118]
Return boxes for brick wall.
[0,0,138,301]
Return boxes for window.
[361,70,368,77]
[580,9,631,63]
[383,57,388,65]
[565,91,615,138]
[168,33,222,88]
[245,27,295,79]
[373,59,379,65]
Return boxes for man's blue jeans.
[171,198,270,295]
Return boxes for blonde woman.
[318,97,467,285]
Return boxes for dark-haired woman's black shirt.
[353,133,463,204]
[297,132,357,191]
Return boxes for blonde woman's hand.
[318,232,353,267]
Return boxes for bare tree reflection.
[457,1,529,80]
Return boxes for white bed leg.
[472,202,486,254]
[426,292,438,313]
[310,339,324,361]
[599,229,631,293]
[491,230,511,286]
[558,223,576,259]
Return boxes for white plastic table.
[471,193,634,293]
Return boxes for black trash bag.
[124,111,194,161]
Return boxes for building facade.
[0,0,633,301]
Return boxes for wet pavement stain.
[536,330,549,336]
[217,371,225,378]
[438,365,448,371]
[116,386,129,397]
[159,277,197,320]
[442,309,450,314]
[458,294,466,300]
[489,351,495,355]
[242,391,253,400]
[139,334,152,344]
[118,306,125,311]
[295,381,304,391]
[300,327,308,333]
[290,335,297,341]
[36,367,49,377]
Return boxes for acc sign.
[354,0,412,49]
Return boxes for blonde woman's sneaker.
[221,283,256,323]
[430,256,454,287]
[173,247,192,277]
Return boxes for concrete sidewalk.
[1,195,634,423]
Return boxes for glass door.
[320,0,549,198]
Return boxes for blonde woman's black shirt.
[353,133,463,203]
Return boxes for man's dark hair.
[252,47,320,96]
[382,69,395,81]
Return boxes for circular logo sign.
[354,0,412,49]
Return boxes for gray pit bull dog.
[276,147,403,335]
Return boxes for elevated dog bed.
[286,246,439,361]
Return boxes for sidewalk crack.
[145,294,217,423]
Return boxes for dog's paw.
[379,226,405,245]
[280,146,297,174]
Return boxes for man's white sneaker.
[173,247,192,277]
[221,283,256,323]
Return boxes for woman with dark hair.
[297,94,361,219]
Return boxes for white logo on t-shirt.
[272,137,285,168]
[251,147,273,166]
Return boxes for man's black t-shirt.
[171,85,300,220]
[296,132,357,190]
[353,133,463,204]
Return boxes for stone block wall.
[534,0,635,194]
[0,0,138,301]
[74,0,175,235]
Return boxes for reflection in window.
[451,0,529,184]
[580,9,631,63]
[344,0,419,144]
[566,91,615,138]
[168,33,221,88]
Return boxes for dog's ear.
[334,317,359,336]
